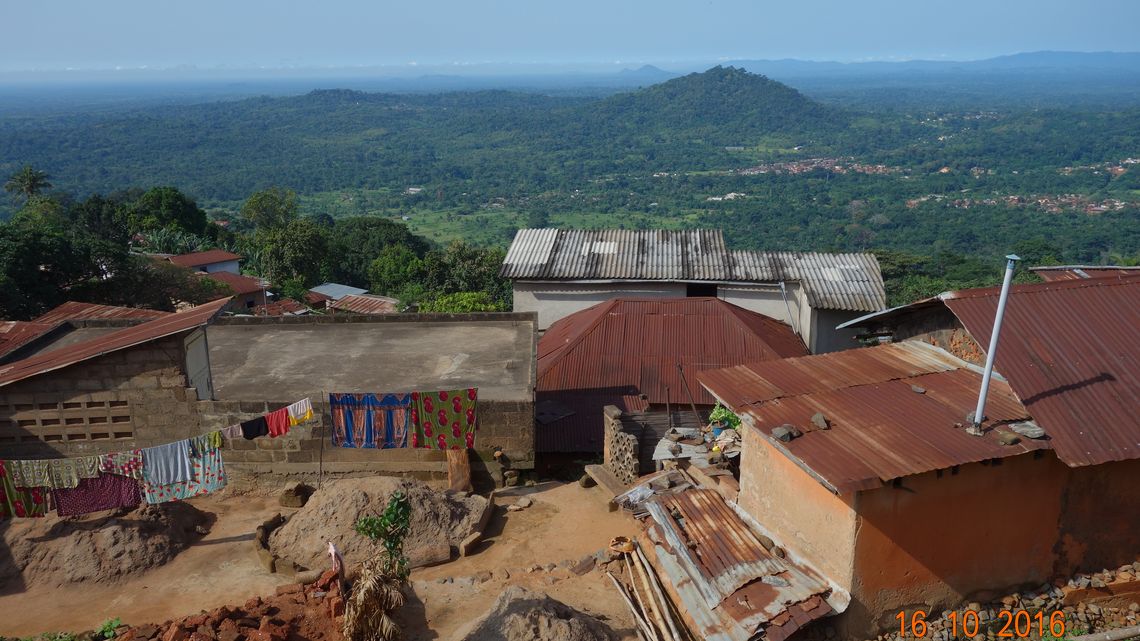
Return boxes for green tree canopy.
[257,218,330,285]
[241,187,299,230]
[125,186,208,235]
[4,165,52,200]
[368,244,424,296]
[418,291,506,313]
[329,217,430,288]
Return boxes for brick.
[240,401,267,414]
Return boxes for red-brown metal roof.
[698,342,1047,494]
[0,322,58,360]
[167,249,242,268]
[1031,266,1140,282]
[0,298,230,388]
[943,276,1140,467]
[200,271,266,295]
[538,298,808,405]
[252,298,310,316]
[329,294,398,315]
[535,388,648,452]
[33,301,170,325]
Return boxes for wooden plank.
[585,464,626,511]
[447,448,472,492]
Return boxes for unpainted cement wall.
[0,335,203,458]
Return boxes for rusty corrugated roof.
[200,271,266,295]
[32,301,171,325]
[0,298,230,388]
[942,276,1140,467]
[535,388,648,452]
[500,229,886,311]
[167,249,242,268]
[698,342,1047,494]
[536,298,807,453]
[643,489,838,641]
[251,298,310,316]
[1031,265,1140,282]
[329,294,399,315]
[539,298,807,403]
[0,322,58,360]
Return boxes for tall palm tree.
[4,165,52,200]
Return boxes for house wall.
[737,424,859,588]
[810,308,868,354]
[848,453,1065,636]
[513,281,687,329]
[200,260,240,274]
[0,335,204,458]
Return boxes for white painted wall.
[200,260,241,274]
[513,281,687,329]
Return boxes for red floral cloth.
[52,473,142,517]
[266,407,291,437]
[409,388,478,450]
[0,460,49,520]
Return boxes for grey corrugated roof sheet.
[308,282,368,301]
[500,229,886,312]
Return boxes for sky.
[2,0,1138,71]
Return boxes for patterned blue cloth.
[329,393,411,448]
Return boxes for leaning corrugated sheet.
[500,229,886,311]
[643,489,837,641]
[0,298,230,388]
[943,276,1140,467]
[698,342,1048,493]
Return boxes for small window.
[686,283,718,297]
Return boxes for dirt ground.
[0,480,639,640]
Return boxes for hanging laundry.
[4,455,101,490]
[141,440,194,486]
[99,449,143,480]
[266,407,290,437]
[189,430,224,455]
[286,398,314,426]
[0,461,49,520]
[53,473,142,517]
[240,415,269,440]
[410,388,478,450]
[329,393,411,448]
[143,447,227,504]
[221,424,244,440]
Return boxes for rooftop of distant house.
[328,294,398,315]
[199,271,267,296]
[308,282,368,301]
[501,228,886,311]
[167,249,243,268]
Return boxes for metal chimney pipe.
[968,254,1020,436]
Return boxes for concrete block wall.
[0,335,202,459]
[602,405,640,485]
[196,398,533,486]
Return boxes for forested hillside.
[2,66,1138,313]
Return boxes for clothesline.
[329,388,479,451]
[0,397,316,520]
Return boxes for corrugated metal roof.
[643,489,836,640]
[942,276,1140,467]
[0,298,230,388]
[167,249,242,268]
[698,342,1047,494]
[200,271,266,295]
[329,294,398,315]
[535,388,648,452]
[536,298,807,452]
[251,298,310,316]
[1031,265,1140,282]
[0,322,58,360]
[309,282,368,300]
[500,229,886,311]
[33,302,170,325]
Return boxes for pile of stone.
[111,570,345,641]
[460,586,616,641]
[862,563,1140,641]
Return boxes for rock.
[571,555,596,576]
[1011,423,1046,439]
[1075,576,1092,589]
[161,626,188,641]
[544,563,557,572]
[967,602,982,612]
[811,413,830,430]
[256,547,276,573]
[494,568,511,581]
[527,565,542,573]
[525,480,537,487]
[772,426,795,442]
[274,583,303,596]
[1092,577,1107,588]
[516,497,534,509]
[910,385,926,394]
[475,570,494,583]
[648,476,672,491]
[134,625,161,640]
[1088,604,1101,615]
[1129,603,1139,613]
[1001,596,1017,606]
[756,534,774,550]
[507,504,524,512]
[217,630,240,641]
[460,586,616,641]
[578,474,597,488]
[406,542,452,567]
[996,431,1021,446]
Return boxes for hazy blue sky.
[3,0,1138,71]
